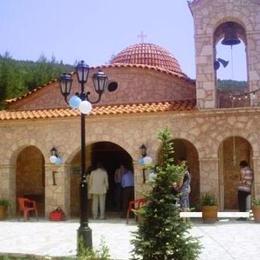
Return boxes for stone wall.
[1,107,260,216]
[189,0,260,108]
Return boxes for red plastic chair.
[18,197,38,221]
[126,198,146,224]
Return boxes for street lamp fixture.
[60,73,73,101]
[49,147,62,165]
[59,60,116,251]
[139,144,147,158]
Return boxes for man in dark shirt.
[121,168,134,218]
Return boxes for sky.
[0,0,247,80]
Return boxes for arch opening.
[69,141,133,218]
[16,145,45,216]
[218,136,253,210]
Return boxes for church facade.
[0,0,260,217]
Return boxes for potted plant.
[0,199,10,220]
[252,199,260,223]
[201,193,218,223]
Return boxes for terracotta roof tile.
[110,43,184,76]
[0,100,196,121]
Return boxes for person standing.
[178,159,191,211]
[237,160,253,213]
[121,167,134,218]
[179,169,191,211]
[114,164,124,211]
[89,163,108,219]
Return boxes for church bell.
[221,22,241,46]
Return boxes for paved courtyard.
[0,219,260,259]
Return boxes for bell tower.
[189,0,260,109]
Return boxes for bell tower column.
[195,34,215,109]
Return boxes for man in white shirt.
[89,163,108,219]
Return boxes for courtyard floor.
[0,219,260,260]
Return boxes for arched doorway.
[218,136,253,210]
[70,141,133,218]
[16,146,45,216]
[157,139,200,208]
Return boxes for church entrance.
[219,136,253,210]
[70,141,133,218]
[16,146,45,217]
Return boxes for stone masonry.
[189,0,260,108]
[0,108,260,216]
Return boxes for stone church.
[0,0,260,218]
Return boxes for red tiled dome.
[110,43,184,75]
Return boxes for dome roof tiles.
[110,43,185,76]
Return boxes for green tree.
[131,128,201,260]
[0,52,21,106]
[0,56,9,103]
[0,53,73,107]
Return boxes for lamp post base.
[77,225,92,254]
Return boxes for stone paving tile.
[192,222,260,260]
[0,219,260,260]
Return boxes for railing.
[217,87,260,108]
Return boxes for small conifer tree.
[131,128,201,260]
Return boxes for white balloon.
[143,156,153,165]
[79,101,92,114]
[50,155,57,164]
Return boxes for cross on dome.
[137,31,147,43]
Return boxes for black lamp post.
[59,60,110,250]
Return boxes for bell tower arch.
[189,0,260,108]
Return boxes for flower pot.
[0,205,7,220]
[202,206,218,223]
[253,206,260,223]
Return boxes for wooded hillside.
[0,53,73,106]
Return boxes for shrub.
[201,193,217,207]
[253,199,260,206]
[78,237,110,260]
[131,128,201,260]
[0,199,10,207]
